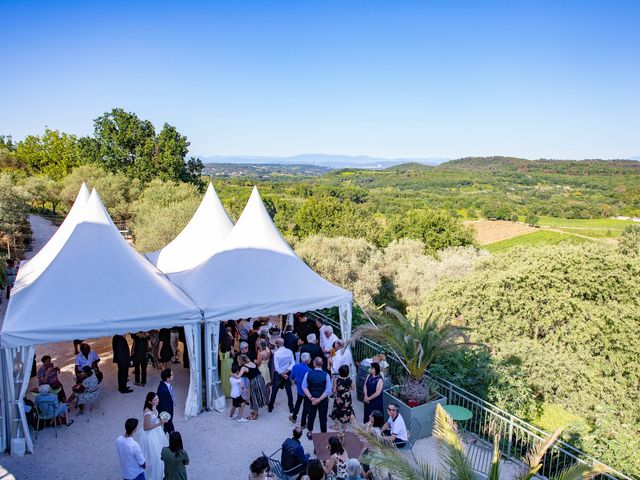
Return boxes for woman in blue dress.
[363,362,384,422]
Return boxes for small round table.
[442,404,473,436]
[442,404,473,422]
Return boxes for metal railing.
[309,308,631,480]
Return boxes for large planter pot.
[383,387,447,441]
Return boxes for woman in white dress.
[139,392,169,480]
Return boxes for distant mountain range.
[629,156,640,161]
[199,154,449,169]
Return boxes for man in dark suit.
[157,368,175,433]
[282,324,301,354]
[280,426,309,478]
[294,313,315,345]
[131,332,149,387]
[112,334,132,394]
[299,334,327,372]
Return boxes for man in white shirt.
[268,338,295,413]
[75,343,100,375]
[320,326,339,355]
[115,418,146,480]
[382,402,408,448]
[330,340,354,376]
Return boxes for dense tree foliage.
[295,235,384,306]
[80,108,203,184]
[14,129,80,180]
[387,208,475,253]
[0,173,30,258]
[422,243,640,474]
[61,164,142,220]
[618,224,640,257]
[129,180,200,253]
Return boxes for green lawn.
[537,216,635,238]
[485,229,590,253]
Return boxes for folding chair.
[262,449,299,480]
[35,397,62,439]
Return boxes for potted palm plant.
[352,307,472,440]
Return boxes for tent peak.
[81,189,115,227]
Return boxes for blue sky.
[1,0,638,159]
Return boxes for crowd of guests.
[222,313,356,437]
[111,328,187,394]
[25,311,407,480]
[233,312,410,480]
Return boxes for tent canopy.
[1,190,202,348]
[146,183,233,274]
[15,182,90,285]
[171,186,352,322]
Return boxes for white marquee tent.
[146,183,233,274]
[170,186,353,410]
[1,189,203,453]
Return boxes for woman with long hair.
[161,431,189,480]
[256,339,271,398]
[139,392,169,480]
[323,436,349,480]
[233,354,267,420]
[248,456,274,479]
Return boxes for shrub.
[295,235,384,307]
[130,180,200,252]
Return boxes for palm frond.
[551,463,608,480]
[487,435,501,480]
[432,404,476,480]
[354,307,474,382]
[516,428,562,480]
[356,424,441,480]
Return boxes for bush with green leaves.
[618,224,640,257]
[387,208,475,254]
[422,242,640,474]
[295,235,384,307]
[381,240,487,313]
[0,173,30,258]
[129,179,200,253]
[61,164,142,220]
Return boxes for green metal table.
[442,404,473,436]
[442,404,473,422]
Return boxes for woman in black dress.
[363,362,384,422]
[330,365,355,434]
[159,328,174,369]
[233,354,267,420]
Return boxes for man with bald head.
[268,337,295,413]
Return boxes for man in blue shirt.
[302,356,332,439]
[289,352,312,427]
[280,426,309,478]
